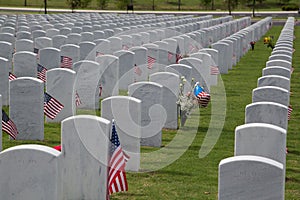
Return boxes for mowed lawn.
[2,24,300,199]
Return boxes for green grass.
[1,0,299,11]
[2,25,300,199]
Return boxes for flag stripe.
[147,56,156,69]
[75,91,82,107]
[44,93,64,120]
[60,56,73,68]
[2,110,18,139]
[210,66,220,75]
[9,72,17,81]
[108,120,129,196]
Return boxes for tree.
[66,0,92,12]
[99,0,109,9]
[116,0,130,10]
[226,0,238,15]
[201,0,212,10]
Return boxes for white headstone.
[128,82,164,147]
[46,68,76,122]
[149,72,180,129]
[245,102,288,130]
[235,123,286,165]
[0,145,61,199]
[218,155,284,200]
[0,58,9,106]
[61,115,110,200]
[10,77,44,140]
[257,75,290,91]
[101,96,141,172]
[13,51,37,77]
[262,66,291,79]
[113,50,135,90]
[74,60,101,109]
[95,55,119,98]
[252,86,289,106]
[39,47,60,70]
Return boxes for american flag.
[2,109,18,140]
[134,64,142,76]
[288,105,293,120]
[175,45,182,64]
[210,66,220,75]
[37,64,47,82]
[167,51,173,61]
[290,67,294,74]
[60,55,73,68]
[108,120,129,196]
[99,84,103,97]
[44,92,64,120]
[196,91,211,108]
[122,45,129,50]
[75,90,82,107]
[147,56,156,69]
[9,72,17,81]
[189,44,195,52]
[96,51,104,57]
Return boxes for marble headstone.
[252,86,289,106]
[235,123,286,165]
[95,55,119,98]
[61,115,110,200]
[0,145,61,199]
[245,102,288,130]
[128,82,164,147]
[13,51,37,77]
[39,47,60,70]
[101,96,141,172]
[218,155,284,200]
[0,58,9,105]
[73,60,101,109]
[10,77,44,140]
[149,72,180,129]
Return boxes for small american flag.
[122,45,129,50]
[147,56,156,69]
[290,67,294,74]
[167,51,173,61]
[108,120,129,196]
[288,105,293,120]
[9,72,17,81]
[75,90,82,107]
[99,84,103,97]
[96,51,104,57]
[189,44,195,52]
[44,92,64,120]
[175,45,182,64]
[2,109,18,140]
[37,64,47,82]
[197,91,211,108]
[134,64,142,76]
[60,55,72,68]
[210,66,220,75]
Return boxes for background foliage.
[1,0,299,11]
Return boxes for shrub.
[282,4,299,11]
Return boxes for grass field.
[0,0,299,11]
[1,23,300,199]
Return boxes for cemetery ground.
[1,25,300,199]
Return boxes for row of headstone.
[212,17,272,74]
[218,17,295,200]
